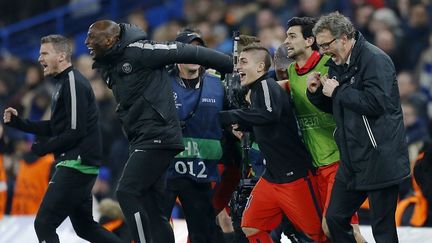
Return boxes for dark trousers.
[116,149,178,243]
[326,179,399,243]
[164,177,225,243]
[34,167,123,243]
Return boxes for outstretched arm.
[220,79,281,127]
[4,107,52,136]
[132,41,233,74]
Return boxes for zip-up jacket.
[307,31,410,190]
[8,66,102,166]
[92,23,233,151]
[220,74,312,184]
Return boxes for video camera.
[222,31,249,110]
[228,178,257,227]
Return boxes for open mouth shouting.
[238,71,246,84]
[87,46,95,57]
[41,63,48,73]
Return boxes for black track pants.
[116,149,178,243]
[34,167,123,243]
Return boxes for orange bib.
[10,154,54,215]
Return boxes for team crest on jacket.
[122,62,133,74]
[173,91,182,108]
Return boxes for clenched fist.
[322,78,339,97]
[3,107,18,123]
[306,72,322,93]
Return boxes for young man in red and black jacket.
[219,45,329,243]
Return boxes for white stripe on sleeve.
[261,80,272,112]
[68,71,77,130]
[128,42,177,50]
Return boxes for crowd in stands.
[0,0,69,26]
[1,0,432,230]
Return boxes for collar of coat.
[54,65,74,80]
[248,72,271,90]
[92,23,147,69]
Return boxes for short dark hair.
[40,34,73,61]
[287,17,318,51]
[242,45,272,72]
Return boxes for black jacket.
[307,32,410,190]
[220,74,312,184]
[8,66,102,166]
[92,24,233,151]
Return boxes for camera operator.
[219,45,329,243]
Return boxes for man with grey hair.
[306,12,410,243]
[4,35,123,243]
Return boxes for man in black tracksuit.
[3,35,122,243]
[85,20,233,243]
[307,12,410,243]
[219,45,328,243]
